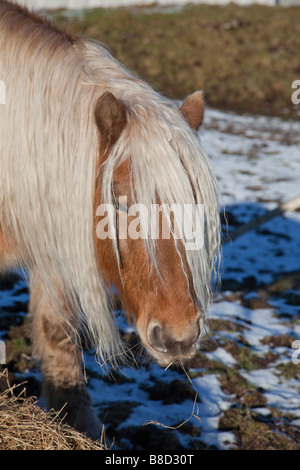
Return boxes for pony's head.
[94,90,219,368]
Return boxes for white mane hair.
[0,2,220,366]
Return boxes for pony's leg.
[30,274,102,439]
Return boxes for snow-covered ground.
[0,108,299,449]
[203,110,300,285]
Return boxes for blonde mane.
[0,2,220,366]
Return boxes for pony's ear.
[95,92,127,150]
[180,91,204,131]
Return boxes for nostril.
[147,318,201,357]
[147,323,167,353]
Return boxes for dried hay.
[0,370,106,450]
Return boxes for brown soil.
[52,4,300,121]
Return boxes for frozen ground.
[0,108,299,450]
[203,109,300,285]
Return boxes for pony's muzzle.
[147,318,202,363]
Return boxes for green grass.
[52,4,300,120]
